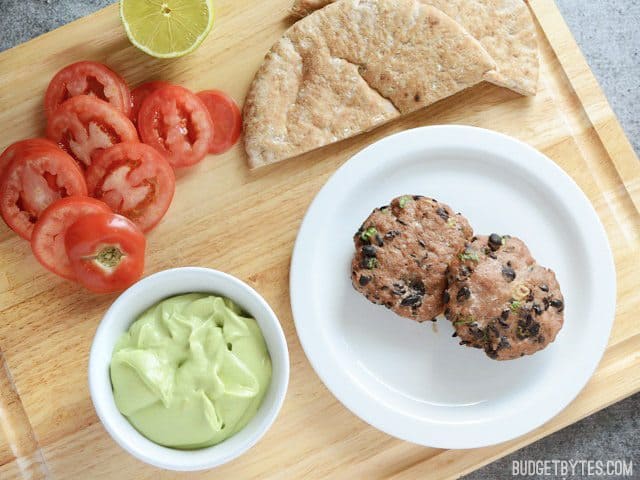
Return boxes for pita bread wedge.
[291,0,333,16]
[244,0,495,168]
[291,0,539,96]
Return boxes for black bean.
[430,317,437,322]
[529,322,540,336]
[444,308,451,318]
[532,303,543,315]
[362,245,377,257]
[443,290,451,304]
[486,349,498,359]
[488,233,503,251]
[375,234,384,247]
[550,298,564,312]
[397,219,408,226]
[418,239,426,248]
[489,324,500,337]
[401,294,422,307]
[452,332,458,338]
[458,266,472,279]
[501,266,516,282]
[358,275,371,286]
[413,195,424,200]
[459,340,470,346]
[469,326,484,339]
[436,207,449,221]
[501,309,510,321]
[498,318,509,328]
[385,230,400,239]
[543,297,550,310]
[516,318,540,339]
[537,335,546,344]
[456,286,471,302]
[498,336,511,349]
[409,279,426,295]
[539,284,549,292]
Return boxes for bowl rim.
[88,267,290,471]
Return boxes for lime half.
[120,0,215,59]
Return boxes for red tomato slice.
[86,143,176,232]
[197,90,243,154]
[137,85,213,168]
[65,212,146,293]
[31,197,111,280]
[0,145,88,240]
[130,81,171,126]
[46,96,138,170]
[0,138,60,174]
[44,61,131,118]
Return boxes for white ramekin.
[88,267,289,471]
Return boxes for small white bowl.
[89,267,290,471]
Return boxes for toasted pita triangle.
[244,0,495,168]
[291,0,539,96]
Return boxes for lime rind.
[120,0,215,59]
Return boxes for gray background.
[0,0,638,478]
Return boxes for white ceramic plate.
[290,126,616,449]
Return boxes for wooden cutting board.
[0,0,638,478]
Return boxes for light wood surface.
[0,0,639,478]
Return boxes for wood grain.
[0,0,638,478]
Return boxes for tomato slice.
[31,197,111,280]
[197,90,243,154]
[46,96,138,169]
[44,61,131,118]
[65,212,146,293]
[0,145,88,240]
[130,81,171,126]
[137,85,213,168]
[86,143,175,232]
[0,138,60,174]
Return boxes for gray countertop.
[1,1,638,478]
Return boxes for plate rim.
[289,125,617,449]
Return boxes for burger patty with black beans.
[445,234,564,360]
[351,195,473,322]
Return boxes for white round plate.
[290,126,616,449]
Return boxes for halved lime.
[120,0,215,59]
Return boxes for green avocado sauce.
[110,293,272,449]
